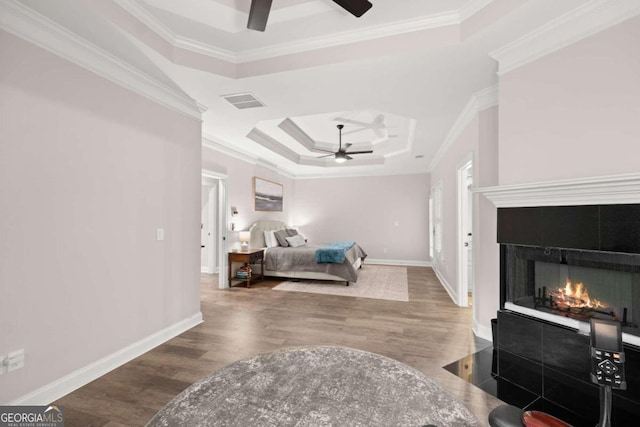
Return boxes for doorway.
[201,178,217,274]
[201,170,229,289]
[457,157,473,307]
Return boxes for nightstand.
[228,249,264,288]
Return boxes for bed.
[247,220,367,285]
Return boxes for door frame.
[456,154,474,307]
[202,169,229,289]
[201,179,217,274]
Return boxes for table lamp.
[239,231,250,251]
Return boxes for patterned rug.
[147,346,480,427]
[273,265,409,301]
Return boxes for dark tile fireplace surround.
[494,204,640,426]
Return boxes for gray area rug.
[147,346,480,427]
[273,265,409,301]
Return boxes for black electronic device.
[590,318,626,390]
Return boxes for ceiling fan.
[317,124,373,163]
[248,0,372,32]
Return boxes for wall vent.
[221,92,264,109]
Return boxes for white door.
[464,168,473,297]
[202,170,229,289]
[201,182,217,274]
[457,159,473,307]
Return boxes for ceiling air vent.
[221,92,264,110]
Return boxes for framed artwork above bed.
[253,177,283,212]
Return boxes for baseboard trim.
[433,266,458,305]
[473,318,493,343]
[366,258,431,267]
[10,312,203,405]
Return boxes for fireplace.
[504,244,640,343]
[497,203,640,345]
[491,203,640,425]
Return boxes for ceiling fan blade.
[332,0,372,18]
[247,0,273,31]
[334,117,369,126]
[345,150,373,155]
[317,153,335,158]
[344,143,352,150]
[345,155,354,160]
[315,148,337,154]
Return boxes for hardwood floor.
[54,267,503,426]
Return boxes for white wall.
[202,145,430,264]
[431,117,480,289]
[293,174,430,263]
[499,15,640,185]
[429,105,499,338]
[474,107,500,339]
[0,30,202,403]
[202,147,295,249]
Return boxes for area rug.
[272,265,409,301]
[146,346,480,427]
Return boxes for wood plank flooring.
[53,266,503,426]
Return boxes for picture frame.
[253,177,283,212]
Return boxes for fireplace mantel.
[474,172,640,207]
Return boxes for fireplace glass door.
[505,245,640,338]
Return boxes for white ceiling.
[17,0,587,178]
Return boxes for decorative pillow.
[285,234,306,248]
[285,228,298,237]
[274,230,289,247]
[263,230,278,248]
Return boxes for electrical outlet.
[7,349,25,372]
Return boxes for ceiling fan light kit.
[247,0,372,32]
[317,124,374,163]
[335,153,347,163]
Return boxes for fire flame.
[550,280,606,309]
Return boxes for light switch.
[7,349,25,372]
[157,228,164,241]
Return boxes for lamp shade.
[239,231,251,243]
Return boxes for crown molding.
[474,172,640,207]
[204,132,427,180]
[113,0,238,63]
[202,134,297,179]
[474,85,499,110]
[113,1,462,64]
[113,0,175,44]
[174,35,237,63]
[203,134,258,165]
[253,156,296,180]
[459,0,494,22]
[0,0,204,120]
[236,11,460,63]
[490,0,640,76]
[113,1,502,66]
[429,85,498,171]
[293,168,429,180]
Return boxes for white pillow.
[263,230,278,248]
[285,234,306,248]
